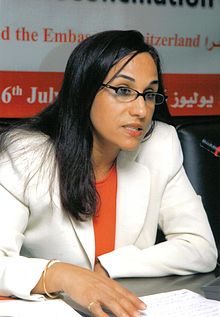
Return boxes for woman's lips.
[123,125,143,137]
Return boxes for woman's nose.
[128,96,148,118]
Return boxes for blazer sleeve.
[98,124,218,278]
[0,135,49,300]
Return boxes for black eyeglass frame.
[101,83,168,105]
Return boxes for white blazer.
[0,122,217,300]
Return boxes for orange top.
[93,164,117,258]
[0,296,15,300]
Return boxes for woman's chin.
[120,140,141,152]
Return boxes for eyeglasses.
[101,83,167,105]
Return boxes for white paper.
[140,289,220,317]
[0,298,81,317]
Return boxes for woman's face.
[90,52,159,156]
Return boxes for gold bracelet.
[42,259,61,299]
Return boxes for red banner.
[163,74,220,116]
[0,71,219,117]
[0,71,63,117]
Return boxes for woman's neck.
[92,146,119,181]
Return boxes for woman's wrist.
[44,261,71,294]
[42,259,61,298]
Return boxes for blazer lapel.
[52,172,95,268]
[115,151,151,248]
[69,216,95,268]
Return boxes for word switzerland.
[145,33,200,48]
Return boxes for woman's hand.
[60,263,146,317]
[33,262,146,317]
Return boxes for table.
[117,271,218,297]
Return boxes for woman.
[0,30,217,317]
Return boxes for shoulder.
[119,121,183,175]
[139,121,181,156]
[137,121,183,173]
[1,129,52,156]
[0,129,56,201]
[0,129,55,176]
[4,128,50,147]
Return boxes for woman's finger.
[88,301,110,317]
[101,295,140,317]
[109,278,147,311]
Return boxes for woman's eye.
[116,87,133,96]
[145,92,156,101]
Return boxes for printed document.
[140,289,220,317]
